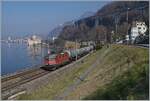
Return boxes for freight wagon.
[43,45,94,70]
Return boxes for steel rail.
[2,68,50,92]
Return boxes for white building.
[136,21,147,35]
[131,27,139,40]
[52,36,57,41]
[116,40,123,44]
[126,35,130,41]
[127,21,147,41]
[27,35,42,45]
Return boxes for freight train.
[43,45,94,70]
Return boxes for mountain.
[48,25,63,39]
[48,20,76,40]
[96,1,148,16]
[48,11,95,40]
[79,11,95,20]
[57,1,149,44]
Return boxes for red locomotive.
[44,52,70,70]
[43,45,94,70]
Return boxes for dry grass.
[65,45,149,100]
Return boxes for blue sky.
[2,1,109,39]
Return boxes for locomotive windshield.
[45,54,56,60]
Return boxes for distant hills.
[48,25,63,38]
[50,1,149,46]
[48,11,95,40]
[79,11,95,20]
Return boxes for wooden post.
[75,39,78,61]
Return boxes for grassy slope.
[65,45,149,100]
[18,45,149,100]
[83,45,149,100]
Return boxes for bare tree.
[117,22,131,40]
[95,25,107,44]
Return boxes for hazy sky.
[2,1,109,39]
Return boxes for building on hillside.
[126,35,130,41]
[52,36,57,43]
[27,35,42,46]
[130,27,139,41]
[135,21,147,35]
[126,21,147,42]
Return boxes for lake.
[1,42,49,75]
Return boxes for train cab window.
[66,52,68,56]
[44,56,49,60]
[60,53,64,57]
[64,54,66,56]
[48,54,56,60]
[64,54,67,58]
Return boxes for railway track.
[1,54,90,99]
[2,68,44,82]
[1,53,89,99]
[1,67,50,93]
